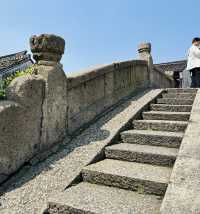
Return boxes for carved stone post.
[30,34,67,150]
[138,43,153,86]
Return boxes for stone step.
[121,129,183,148]
[167,88,197,93]
[105,143,178,166]
[157,98,194,105]
[143,111,190,121]
[82,159,171,196]
[150,104,192,112]
[162,92,196,99]
[46,182,162,214]
[133,120,188,132]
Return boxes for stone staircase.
[46,88,197,214]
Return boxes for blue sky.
[1,0,200,73]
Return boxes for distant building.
[0,50,33,78]
[154,60,187,88]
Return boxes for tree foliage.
[0,66,34,100]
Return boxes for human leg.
[191,70,196,88]
[195,70,200,87]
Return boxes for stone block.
[0,75,45,177]
[105,143,177,166]
[82,159,171,196]
[37,63,67,149]
[121,130,183,148]
[161,184,200,214]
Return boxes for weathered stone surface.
[150,104,192,112]
[138,43,152,54]
[0,75,45,177]
[161,184,200,214]
[138,43,174,88]
[36,63,67,150]
[45,182,161,214]
[82,159,171,195]
[157,98,194,105]
[67,60,149,133]
[167,88,197,94]
[161,157,200,214]
[29,34,68,150]
[0,89,163,214]
[161,89,200,214]
[105,143,178,166]
[121,130,183,148]
[143,111,190,121]
[30,34,65,63]
[162,92,196,99]
[133,119,188,132]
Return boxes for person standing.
[187,37,200,88]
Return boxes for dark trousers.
[190,67,200,88]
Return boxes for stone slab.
[105,143,178,166]
[82,159,172,195]
[121,129,183,148]
[133,119,188,132]
[167,88,197,93]
[45,182,162,214]
[161,184,200,214]
[150,104,192,112]
[162,92,196,99]
[143,111,190,121]
[157,98,194,105]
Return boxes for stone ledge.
[161,89,200,214]
[67,60,147,89]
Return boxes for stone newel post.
[138,43,153,86]
[30,34,68,150]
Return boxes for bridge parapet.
[0,34,175,184]
[67,59,149,133]
[138,42,174,88]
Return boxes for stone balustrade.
[67,59,149,133]
[0,34,174,183]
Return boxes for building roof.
[0,51,33,76]
[154,60,187,73]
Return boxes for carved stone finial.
[30,34,65,63]
[138,43,151,54]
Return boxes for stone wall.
[0,34,175,183]
[151,66,174,88]
[0,74,45,183]
[67,60,149,133]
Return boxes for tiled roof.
[0,51,33,76]
[154,60,187,73]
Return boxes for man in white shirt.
[187,37,200,88]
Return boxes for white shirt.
[186,45,200,70]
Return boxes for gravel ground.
[0,89,161,214]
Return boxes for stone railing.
[0,75,45,183]
[67,60,149,133]
[138,43,175,88]
[0,34,174,183]
[151,66,174,88]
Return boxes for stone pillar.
[138,43,153,86]
[30,34,68,150]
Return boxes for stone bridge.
[0,34,198,214]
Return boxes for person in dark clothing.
[187,37,200,88]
